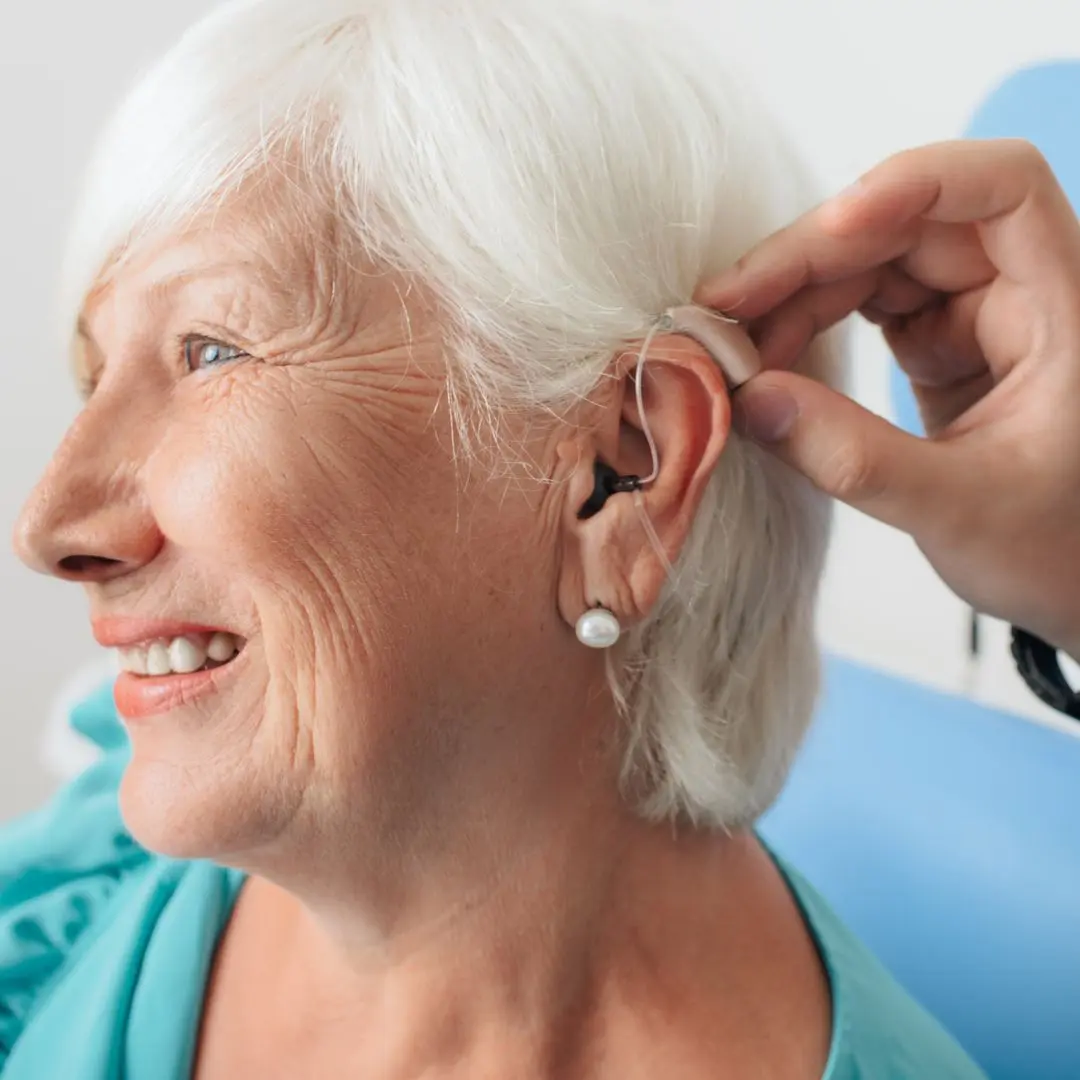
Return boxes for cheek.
[146,399,349,572]
[142,380,546,696]
[150,441,246,551]
[144,389,442,602]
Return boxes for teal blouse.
[0,683,987,1079]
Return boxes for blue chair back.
[761,658,1080,1080]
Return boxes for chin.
[116,750,284,863]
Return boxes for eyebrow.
[68,256,284,401]
[69,263,238,369]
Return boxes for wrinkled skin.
[13,191,829,1079]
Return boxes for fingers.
[750,273,878,371]
[694,210,913,320]
[893,220,994,293]
[861,264,939,318]
[828,140,1080,292]
[882,292,993,436]
[734,371,953,534]
[696,139,1080,322]
[883,288,989,390]
[908,370,996,437]
[843,139,1057,227]
[749,265,936,371]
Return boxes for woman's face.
[14,202,608,866]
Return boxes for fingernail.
[735,386,799,443]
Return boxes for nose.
[13,400,163,584]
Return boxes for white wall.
[1,0,1078,822]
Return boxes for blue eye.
[184,338,247,372]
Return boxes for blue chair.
[761,658,1080,1080]
[890,59,1080,436]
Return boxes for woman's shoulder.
[0,684,154,1065]
[775,855,989,1080]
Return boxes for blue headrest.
[891,60,1080,436]
[761,657,1080,1080]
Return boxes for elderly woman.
[1,1,986,1077]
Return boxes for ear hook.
[633,306,761,488]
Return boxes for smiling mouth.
[116,631,247,678]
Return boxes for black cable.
[1010,626,1080,721]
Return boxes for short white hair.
[63,0,840,828]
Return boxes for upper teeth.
[118,632,241,676]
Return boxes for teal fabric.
[0,686,986,1079]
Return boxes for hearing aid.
[656,306,760,390]
[577,306,761,520]
[578,461,642,520]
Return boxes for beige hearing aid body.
[658,306,760,389]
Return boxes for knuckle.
[1003,138,1052,178]
[817,438,884,503]
[888,145,923,171]
[881,142,939,180]
[728,252,753,276]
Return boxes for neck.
[209,689,829,1077]
[220,800,827,1077]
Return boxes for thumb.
[734,371,951,534]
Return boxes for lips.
[112,658,246,721]
[91,618,241,649]
[92,617,248,722]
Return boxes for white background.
[2,0,1078,821]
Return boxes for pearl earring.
[575,606,622,649]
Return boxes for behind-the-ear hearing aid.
[577,306,760,520]
[655,305,760,390]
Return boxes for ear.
[556,335,731,634]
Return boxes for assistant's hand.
[697,140,1080,657]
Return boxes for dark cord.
[1011,627,1080,721]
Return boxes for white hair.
[63,0,841,828]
